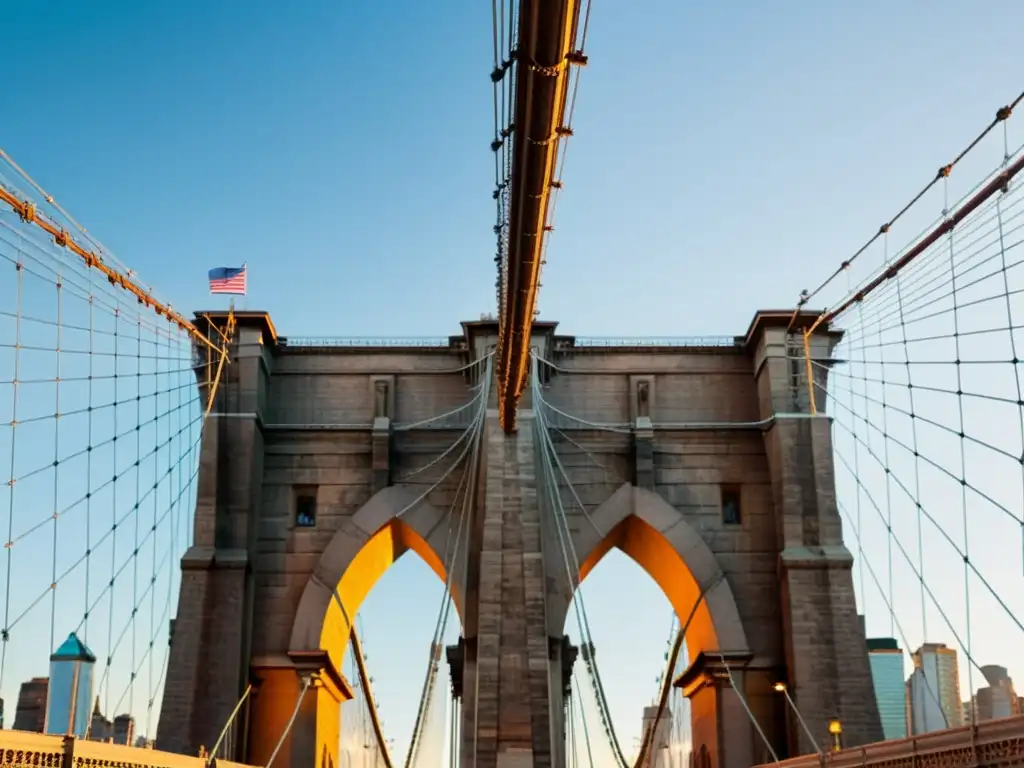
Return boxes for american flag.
[208,265,247,295]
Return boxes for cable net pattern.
[797,95,1024,730]
[0,155,207,743]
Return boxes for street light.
[773,682,823,755]
[828,718,843,752]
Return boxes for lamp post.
[827,718,843,752]
[773,682,823,755]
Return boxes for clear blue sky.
[4,0,1024,760]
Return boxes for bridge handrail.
[754,715,1024,768]
[568,336,741,348]
[0,730,263,768]
[279,336,451,348]
[276,335,744,349]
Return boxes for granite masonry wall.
[158,312,882,768]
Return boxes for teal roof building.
[45,632,96,737]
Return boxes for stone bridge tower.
[157,310,881,768]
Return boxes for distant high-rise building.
[88,697,112,741]
[907,643,962,735]
[639,705,671,767]
[866,638,907,740]
[44,632,96,737]
[962,699,975,725]
[974,665,1018,722]
[12,677,48,733]
[112,714,135,746]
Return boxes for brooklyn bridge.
[1,3,1024,768]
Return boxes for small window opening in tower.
[296,494,318,528]
[721,486,741,525]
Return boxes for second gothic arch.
[550,483,750,658]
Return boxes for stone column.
[158,312,274,757]
[157,548,215,755]
[747,311,883,754]
[459,409,556,768]
[243,651,355,768]
[546,636,577,768]
[369,375,395,493]
[628,375,656,490]
[633,417,655,491]
[675,652,756,768]
[450,635,576,768]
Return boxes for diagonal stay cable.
[531,363,628,766]
[406,357,491,768]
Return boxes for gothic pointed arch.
[256,485,467,768]
[555,483,749,658]
[546,483,757,768]
[290,483,465,667]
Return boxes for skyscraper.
[89,697,112,741]
[866,638,907,740]
[974,665,1018,722]
[113,714,136,746]
[639,705,671,767]
[908,643,962,734]
[44,632,96,738]
[962,699,974,725]
[12,677,48,733]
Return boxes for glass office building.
[908,643,963,734]
[44,632,96,737]
[975,665,1019,722]
[867,638,907,740]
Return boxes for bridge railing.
[755,716,1024,768]
[0,731,262,768]
[279,336,452,348]
[567,336,741,348]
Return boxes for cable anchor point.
[566,50,588,67]
[18,200,36,223]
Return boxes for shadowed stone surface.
[158,312,882,768]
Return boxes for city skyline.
[10,632,143,745]
[862,637,1021,741]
